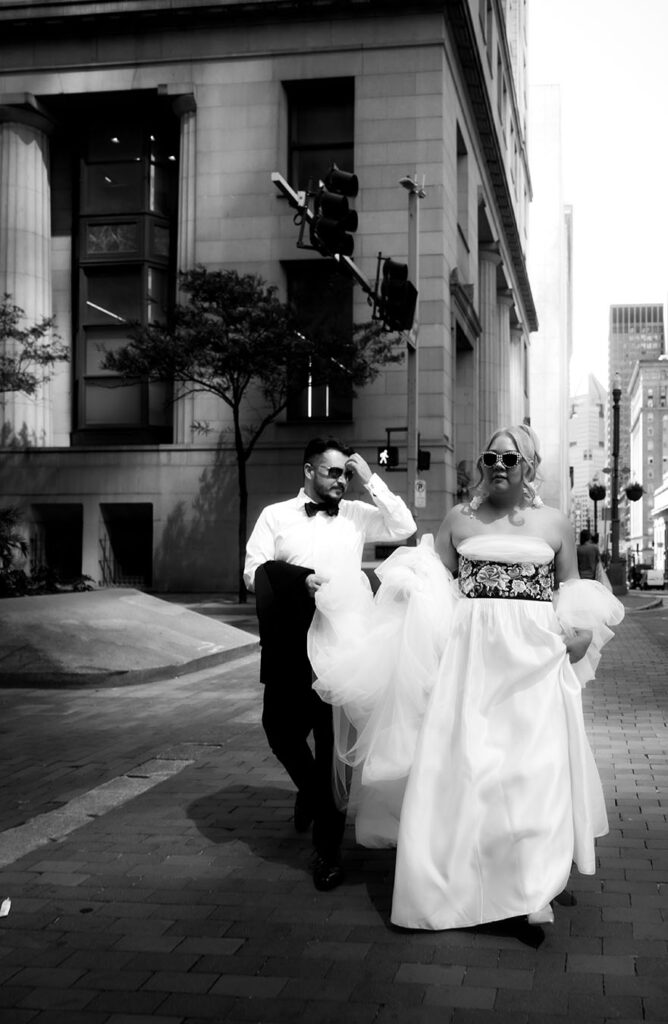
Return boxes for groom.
[244,437,416,890]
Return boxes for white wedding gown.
[308,534,624,930]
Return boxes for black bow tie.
[305,501,339,518]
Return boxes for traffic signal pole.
[273,167,425,513]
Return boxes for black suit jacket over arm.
[254,560,316,687]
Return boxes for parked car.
[630,564,666,590]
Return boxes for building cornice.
[0,0,440,27]
[445,0,537,332]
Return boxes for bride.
[308,424,624,931]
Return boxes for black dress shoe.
[294,792,313,833]
[312,855,345,892]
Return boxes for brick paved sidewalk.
[0,610,666,1023]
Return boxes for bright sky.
[528,0,668,393]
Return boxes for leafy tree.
[0,294,68,394]
[0,505,28,570]
[103,265,402,601]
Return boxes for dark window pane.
[86,222,138,255]
[149,132,178,164]
[287,78,354,191]
[84,327,133,375]
[285,260,353,422]
[151,221,170,259]
[146,266,168,322]
[88,126,143,162]
[292,146,354,193]
[149,162,175,215]
[148,381,171,426]
[84,379,142,425]
[83,267,142,324]
[83,163,144,214]
[291,98,353,146]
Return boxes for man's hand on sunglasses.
[345,452,372,485]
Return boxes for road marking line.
[0,758,193,868]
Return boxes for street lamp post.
[399,173,425,517]
[589,479,606,539]
[608,377,627,595]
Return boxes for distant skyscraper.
[608,304,665,549]
[568,375,607,540]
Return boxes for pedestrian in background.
[577,528,602,580]
[243,436,415,891]
[578,528,611,589]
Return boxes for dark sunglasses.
[481,450,523,468]
[317,465,354,481]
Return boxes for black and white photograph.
[0,1,666,1021]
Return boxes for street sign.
[415,478,426,508]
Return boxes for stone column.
[509,325,525,423]
[0,103,53,446]
[478,243,502,443]
[172,94,197,444]
[496,289,514,428]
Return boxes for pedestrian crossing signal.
[377,445,399,468]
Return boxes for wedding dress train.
[308,534,624,930]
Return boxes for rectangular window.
[485,0,494,67]
[72,94,178,445]
[286,78,354,191]
[284,260,353,422]
[456,125,469,241]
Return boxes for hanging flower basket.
[588,483,606,502]
[625,482,644,502]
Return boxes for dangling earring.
[523,479,543,509]
[468,485,487,517]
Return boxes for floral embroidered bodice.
[456,535,556,602]
[458,556,555,601]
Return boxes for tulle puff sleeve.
[308,535,459,809]
[554,578,625,687]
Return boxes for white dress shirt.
[243,473,416,591]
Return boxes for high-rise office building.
[568,374,607,541]
[628,356,668,563]
[608,304,664,550]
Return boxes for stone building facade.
[628,356,668,566]
[0,0,536,590]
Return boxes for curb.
[0,638,259,689]
[622,598,663,610]
[629,596,664,611]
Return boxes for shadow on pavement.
[186,782,311,871]
[186,782,551,948]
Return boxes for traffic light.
[310,164,359,257]
[418,449,431,471]
[377,445,399,469]
[379,258,418,331]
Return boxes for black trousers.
[262,680,346,859]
